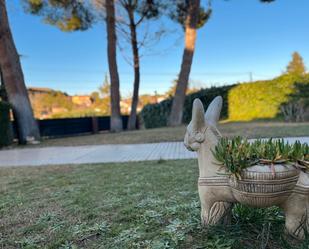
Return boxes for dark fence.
[12,115,137,138]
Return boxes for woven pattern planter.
[184,96,309,239]
[229,165,300,207]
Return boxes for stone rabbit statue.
[184,96,309,239]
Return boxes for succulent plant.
[212,137,309,178]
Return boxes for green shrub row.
[0,101,13,147]
[140,74,309,128]
[140,85,234,129]
[182,85,234,124]
[140,98,172,128]
[228,74,309,121]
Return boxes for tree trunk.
[127,7,140,130]
[168,0,200,126]
[0,0,40,144]
[106,0,123,132]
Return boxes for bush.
[280,82,309,122]
[0,101,13,147]
[182,85,234,124]
[228,74,309,121]
[140,85,234,129]
[140,98,172,128]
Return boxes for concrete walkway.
[0,137,308,167]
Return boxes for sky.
[6,0,309,96]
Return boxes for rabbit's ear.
[205,96,222,127]
[191,98,205,131]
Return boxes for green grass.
[1,160,309,248]
[17,121,309,148]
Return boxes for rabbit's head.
[184,96,223,151]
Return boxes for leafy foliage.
[133,0,163,19]
[213,137,309,178]
[169,0,212,30]
[280,82,309,122]
[0,101,13,147]
[228,74,309,121]
[140,85,234,128]
[140,97,172,128]
[290,83,309,107]
[23,0,95,31]
[182,85,234,123]
[142,73,309,128]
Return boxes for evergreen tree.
[286,52,306,75]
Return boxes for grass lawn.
[1,159,309,249]
[32,121,309,147]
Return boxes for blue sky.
[7,0,309,96]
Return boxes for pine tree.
[286,52,306,75]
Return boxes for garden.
[0,1,309,248]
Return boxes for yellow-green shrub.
[228,74,309,121]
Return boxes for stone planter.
[229,164,300,207]
[184,96,309,239]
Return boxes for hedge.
[228,74,309,121]
[140,98,172,128]
[140,85,235,129]
[0,101,13,147]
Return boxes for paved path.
[0,137,308,167]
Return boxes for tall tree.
[105,0,123,131]
[168,0,275,126]
[0,0,40,144]
[286,52,306,76]
[24,0,123,131]
[118,0,162,130]
[168,0,211,126]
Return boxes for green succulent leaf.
[213,137,309,178]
